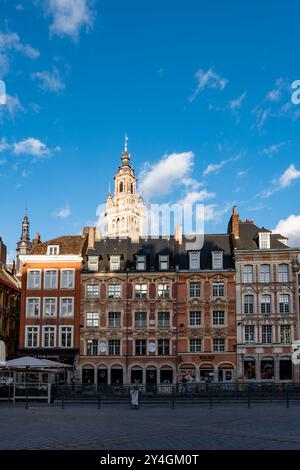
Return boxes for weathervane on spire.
[124,133,128,153]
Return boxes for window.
[279,294,290,314]
[213,338,225,352]
[136,255,146,271]
[261,325,272,344]
[189,251,200,270]
[108,339,120,355]
[60,326,73,348]
[88,256,98,272]
[157,283,170,299]
[135,311,147,328]
[261,295,271,314]
[110,255,121,271]
[43,326,56,348]
[158,312,170,327]
[47,245,59,255]
[86,284,100,299]
[244,295,254,314]
[158,339,169,355]
[108,312,121,328]
[189,282,201,298]
[108,284,121,299]
[213,282,224,297]
[26,326,39,347]
[190,311,201,326]
[213,311,225,325]
[159,255,169,270]
[190,339,201,352]
[135,284,147,299]
[260,264,271,283]
[43,298,57,318]
[278,264,289,283]
[86,339,98,355]
[280,325,291,344]
[245,325,255,344]
[27,270,41,289]
[26,298,40,318]
[243,265,254,283]
[259,232,270,249]
[60,298,74,317]
[61,270,74,289]
[212,251,223,270]
[135,339,147,356]
[44,270,58,289]
[86,312,99,327]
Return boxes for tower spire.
[124,133,128,153]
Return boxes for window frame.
[59,326,73,348]
[61,269,75,289]
[60,297,74,318]
[189,251,200,270]
[25,326,40,348]
[212,251,223,270]
[42,325,56,348]
[43,297,57,318]
[44,269,58,290]
[26,297,41,318]
[27,269,41,290]
[189,311,201,326]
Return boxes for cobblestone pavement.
[1,403,300,450]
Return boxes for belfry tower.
[16,210,32,274]
[104,136,144,239]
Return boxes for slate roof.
[233,221,291,250]
[30,235,87,255]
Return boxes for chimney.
[175,225,183,245]
[32,232,41,245]
[88,227,96,249]
[227,206,239,239]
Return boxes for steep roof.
[234,221,291,250]
[30,235,86,255]
[0,268,20,290]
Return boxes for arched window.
[278,264,289,283]
[119,181,124,193]
[260,264,271,283]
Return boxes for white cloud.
[262,142,287,156]
[273,215,300,247]
[182,177,202,190]
[53,204,71,219]
[0,138,10,152]
[229,91,247,110]
[265,78,285,102]
[279,164,300,188]
[45,0,95,40]
[13,138,60,158]
[31,67,65,93]
[138,152,194,200]
[203,154,240,176]
[237,170,248,177]
[0,93,25,120]
[189,68,228,103]
[0,31,39,76]
[179,190,215,205]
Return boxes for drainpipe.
[175,265,179,385]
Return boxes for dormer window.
[159,255,169,271]
[259,232,270,249]
[47,245,59,256]
[212,251,223,270]
[189,251,200,270]
[136,255,146,271]
[110,255,121,271]
[88,256,98,272]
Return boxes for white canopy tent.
[2,356,71,369]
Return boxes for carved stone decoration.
[186,328,205,339]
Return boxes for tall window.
[26,298,40,318]
[134,284,147,299]
[244,295,254,314]
[189,251,200,270]
[108,284,121,299]
[261,295,271,314]
[259,232,270,249]
[158,339,169,355]
[279,294,290,314]
[108,340,120,355]
[159,255,169,270]
[280,325,291,344]
[213,282,224,297]
[157,283,170,299]
[43,326,56,348]
[27,270,41,289]
[243,265,254,283]
[108,312,121,328]
[245,325,255,344]
[158,312,170,327]
[26,326,39,347]
[213,311,225,325]
[190,311,201,326]
[86,284,100,299]
[260,264,271,283]
[60,298,74,317]
[212,251,223,270]
[44,270,58,289]
[135,311,147,328]
[135,339,146,356]
[86,312,99,327]
[262,325,272,344]
[136,255,146,271]
[109,255,121,271]
[88,256,98,271]
[59,326,73,348]
[47,245,59,255]
[190,339,201,352]
[189,282,201,298]
[213,338,225,352]
[43,298,57,318]
[61,270,74,289]
[86,339,98,355]
[278,264,289,283]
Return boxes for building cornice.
[19,255,83,264]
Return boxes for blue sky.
[1,0,300,260]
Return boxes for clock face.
[147,342,156,353]
[99,343,108,353]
